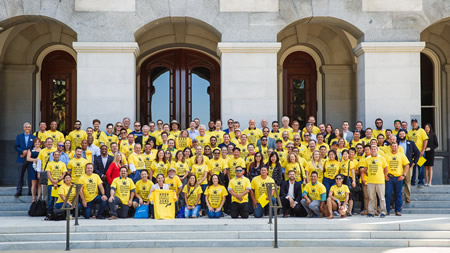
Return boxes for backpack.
[28,200,47,216]
[46,208,66,221]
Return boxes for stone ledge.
[353,42,425,57]
[72,42,140,57]
[219,0,279,12]
[75,0,136,12]
[217,42,281,56]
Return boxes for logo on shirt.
[76,134,80,138]
[392,157,397,161]
[237,181,242,186]
[142,186,146,191]
[180,164,183,167]
[108,138,112,142]
[215,164,219,167]
[138,158,142,162]
[213,190,218,194]
[76,162,81,167]
[122,181,127,185]
[55,165,59,170]
[52,135,56,138]
[233,162,237,166]
[88,178,94,184]
[146,158,150,161]
[311,189,316,193]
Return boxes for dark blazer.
[94,155,114,178]
[427,133,438,151]
[280,180,302,203]
[135,135,157,147]
[15,133,36,163]
[399,140,420,166]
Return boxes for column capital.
[217,42,281,56]
[73,42,140,57]
[353,42,425,57]
[444,64,450,73]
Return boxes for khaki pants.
[367,183,386,215]
[404,166,413,199]
[362,184,369,212]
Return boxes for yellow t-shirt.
[227,157,246,179]
[305,161,324,183]
[164,176,183,192]
[135,179,153,202]
[242,128,263,146]
[33,131,48,145]
[236,143,249,159]
[195,134,211,148]
[228,176,251,203]
[301,149,314,162]
[245,155,255,171]
[99,133,119,151]
[56,183,77,204]
[79,173,103,202]
[260,146,269,163]
[46,161,67,185]
[45,130,65,148]
[303,182,326,201]
[285,162,305,182]
[151,161,169,178]
[182,185,203,206]
[383,151,410,177]
[205,185,228,209]
[339,160,355,177]
[208,158,227,175]
[323,160,340,179]
[364,155,388,184]
[37,147,57,170]
[211,130,225,144]
[330,184,350,202]
[192,164,210,185]
[120,143,135,158]
[407,128,429,151]
[171,161,189,177]
[169,130,181,141]
[66,130,87,150]
[289,130,302,141]
[128,153,146,171]
[67,157,88,184]
[315,142,330,151]
[373,129,386,139]
[176,138,192,150]
[269,131,281,141]
[251,175,275,201]
[302,126,321,135]
[111,177,136,205]
[349,139,364,148]
[142,152,156,172]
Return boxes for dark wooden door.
[41,51,77,134]
[283,51,317,127]
[140,49,220,128]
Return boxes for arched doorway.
[41,50,77,134]
[282,51,317,127]
[140,49,220,127]
[420,52,435,129]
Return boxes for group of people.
[14,115,438,219]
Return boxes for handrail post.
[74,184,81,226]
[62,184,83,251]
[65,209,70,251]
[266,183,282,248]
[267,183,273,225]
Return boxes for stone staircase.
[0,216,449,250]
[1,185,450,216]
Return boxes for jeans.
[253,197,276,218]
[132,170,146,183]
[208,209,222,218]
[412,154,425,186]
[48,185,57,211]
[16,163,31,195]
[301,199,322,216]
[322,177,335,196]
[385,177,403,213]
[83,195,107,218]
[108,196,129,218]
[185,204,201,218]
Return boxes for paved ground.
[1,247,449,253]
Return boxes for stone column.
[353,42,425,129]
[217,42,281,127]
[73,42,139,127]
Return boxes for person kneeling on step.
[79,163,108,219]
[301,171,327,217]
[108,166,135,219]
[325,174,349,219]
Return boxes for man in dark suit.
[94,145,114,197]
[280,170,305,217]
[397,129,420,203]
[14,122,36,197]
[135,125,156,148]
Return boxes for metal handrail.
[60,184,82,251]
[266,182,282,248]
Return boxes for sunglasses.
[304,135,310,137]
[58,145,64,147]
[294,138,300,140]
[214,152,220,155]
[236,170,243,172]
[336,178,343,180]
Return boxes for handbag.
[39,156,51,185]
[46,208,66,221]
[28,200,47,217]
[134,204,149,219]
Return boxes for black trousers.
[230,202,249,219]
[281,197,306,216]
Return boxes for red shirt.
[106,162,121,184]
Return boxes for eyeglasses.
[262,139,267,141]
[304,135,310,137]
[58,145,64,147]
[228,122,233,124]
[213,152,220,155]
[336,178,343,180]
[294,138,300,141]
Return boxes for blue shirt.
[24,134,30,146]
[50,152,69,165]
[399,140,407,156]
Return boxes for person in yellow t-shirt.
[205,174,228,218]
[362,145,388,217]
[236,135,250,159]
[67,147,88,185]
[209,149,227,176]
[250,167,275,218]
[289,121,302,141]
[305,150,324,183]
[151,150,169,179]
[66,120,87,150]
[33,121,48,146]
[172,150,189,182]
[79,163,107,219]
[133,170,153,209]
[165,168,183,196]
[228,166,251,218]
[176,130,192,150]
[192,154,210,214]
[195,125,211,148]
[99,123,119,152]
[269,121,282,141]
[45,121,65,148]
[326,174,350,219]
[37,138,57,173]
[242,119,263,146]
[108,167,135,219]
[227,148,246,180]
[55,174,77,209]
[128,143,147,182]
[285,153,306,183]
[301,171,327,217]
[408,119,429,186]
[120,133,135,158]
[183,174,203,218]
[46,151,68,211]
[384,142,409,215]
[373,118,386,139]
[322,150,340,194]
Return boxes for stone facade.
[0,0,449,185]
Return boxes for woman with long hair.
[424,123,438,186]
[182,174,202,218]
[176,130,192,151]
[285,153,306,184]
[203,145,213,159]
[172,150,189,183]
[325,174,350,219]
[63,140,74,159]
[325,124,335,145]
[265,152,283,186]
[114,122,123,136]
[192,154,209,216]
[151,150,169,183]
[106,152,125,185]
[248,152,263,180]
[205,174,228,218]
[323,150,340,194]
[339,149,355,215]
[26,138,42,202]
[305,150,324,183]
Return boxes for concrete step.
[0,187,30,196]
[0,203,29,211]
[402,208,450,214]
[409,194,450,201]
[0,238,449,250]
[0,211,29,217]
[404,201,450,208]
[2,230,450,242]
[411,185,450,193]
[0,196,33,203]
